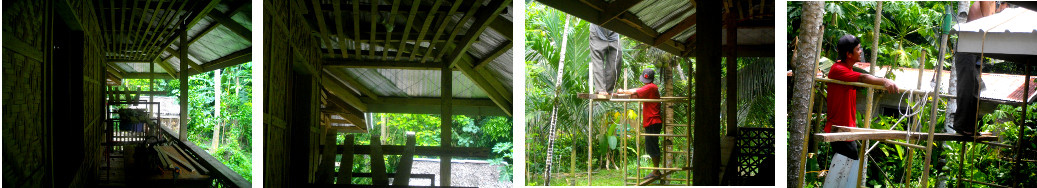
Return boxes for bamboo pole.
[858,3,882,186]
[920,6,952,186]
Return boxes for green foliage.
[161,63,253,182]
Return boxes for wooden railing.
[157,124,252,187]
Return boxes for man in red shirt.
[824,35,899,187]
[618,68,663,180]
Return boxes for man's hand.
[881,79,899,93]
[859,74,900,93]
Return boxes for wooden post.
[587,30,595,185]
[693,0,722,185]
[857,2,882,186]
[1013,64,1029,187]
[440,62,452,186]
[178,19,189,140]
[725,0,738,136]
[921,6,951,185]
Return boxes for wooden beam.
[200,47,252,73]
[693,0,722,185]
[474,40,512,70]
[598,0,643,25]
[407,0,444,61]
[323,58,445,70]
[444,0,511,67]
[324,69,379,101]
[814,131,997,142]
[123,73,175,79]
[362,97,507,116]
[420,0,466,63]
[333,0,348,58]
[322,72,368,112]
[312,0,336,57]
[455,58,512,116]
[654,13,696,46]
[345,146,491,158]
[352,0,363,58]
[488,15,513,39]
[394,0,421,60]
[207,9,251,41]
[381,0,402,60]
[164,48,206,73]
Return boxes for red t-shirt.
[635,83,663,127]
[825,61,862,133]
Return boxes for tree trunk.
[789,2,825,187]
[544,15,572,186]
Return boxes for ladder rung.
[667,124,691,127]
[640,133,688,137]
[665,150,688,154]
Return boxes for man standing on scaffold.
[823,35,900,187]
[617,68,662,182]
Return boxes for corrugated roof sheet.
[872,66,1037,103]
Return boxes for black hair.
[837,35,861,62]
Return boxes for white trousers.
[824,153,867,188]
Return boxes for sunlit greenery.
[789,2,1037,187]
[341,114,513,184]
[135,62,253,182]
[526,2,773,185]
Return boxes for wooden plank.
[369,0,378,58]
[407,0,444,61]
[429,0,482,62]
[171,142,209,174]
[352,0,362,58]
[337,134,355,184]
[637,170,678,186]
[443,0,510,67]
[317,131,339,184]
[392,132,417,186]
[814,131,996,142]
[381,0,402,60]
[312,0,336,56]
[419,0,465,63]
[333,0,348,58]
[370,135,388,185]
[395,0,422,60]
[345,145,491,158]
[156,146,197,172]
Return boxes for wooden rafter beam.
[323,58,446,70]
[164,48,206,73]
[419,0,466,63]
[322,72,368,112]
[455,57,512,116]
[208,9,251,41]
[324,68,379,101]
[598,0,643,25]
[444,0,510,67]
[654,13,696,46]
[488,15,513,39]
[200,47,251,73]
[474,40,512,70]
[537,0,686,56]
[407,0,444,61]
[123,73,175,80]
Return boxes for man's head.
[639,68,655,84]
[837,35,863,63]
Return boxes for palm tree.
[789,1,824,187]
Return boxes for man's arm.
[858,74,900,93]
[616,88,636,95]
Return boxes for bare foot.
[598,91,609,95]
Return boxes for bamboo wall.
[2,1,51,187]
[264,0,326,186]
